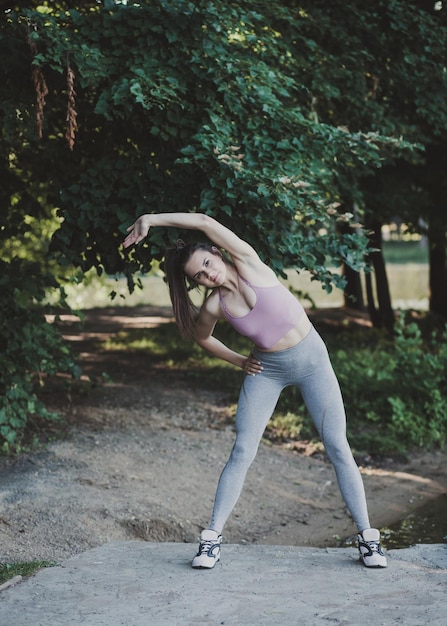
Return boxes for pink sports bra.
[218,276,304,350]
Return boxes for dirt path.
[0,307,445,563]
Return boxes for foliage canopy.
[4,0,426,287]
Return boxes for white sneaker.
[358,528,387,568]
[192,529,222,569]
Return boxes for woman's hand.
[243,352,263,376]
[123,214,152,248]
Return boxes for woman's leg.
[297,329,370,532]
[209,371,284,534]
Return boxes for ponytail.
[164,240,216,338]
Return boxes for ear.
[211,246,223,257]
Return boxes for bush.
[386,314,447,449]
[325,315,446,454]
[0,259,80,452]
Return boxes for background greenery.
[1,0,446,452]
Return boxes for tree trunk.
[364,267,381,327]
[371,250,394,330]
[342,263,365,309]
[339,221,365,310]
[366,221,394,329]
[428,223,447,319]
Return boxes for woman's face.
[184,248,227,287]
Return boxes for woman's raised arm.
[123,212,257,263]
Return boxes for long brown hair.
[164,240,220,338]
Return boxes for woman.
[123,212,387,569]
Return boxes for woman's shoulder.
[201,289,224,318]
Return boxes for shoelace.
[361,539,382,555]
[198,539,215,555]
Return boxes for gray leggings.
[209,326,370,534]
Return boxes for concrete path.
[1,542,446,626]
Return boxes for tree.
[298,0,447,322]
[0,0,426,446]
[4,1,415,276]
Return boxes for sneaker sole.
[192,559,220,570]
[360,557,387,568]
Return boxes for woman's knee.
[324,437,353,466]
[229,439,258,469]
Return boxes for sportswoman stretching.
[123,212,387,569]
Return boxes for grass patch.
[0,560,58,585]
[382,240,428,264]
[102,321,250,397]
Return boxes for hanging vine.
[27,21,48,140]
[65,54,78,150]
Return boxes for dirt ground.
[0,306,445,564]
